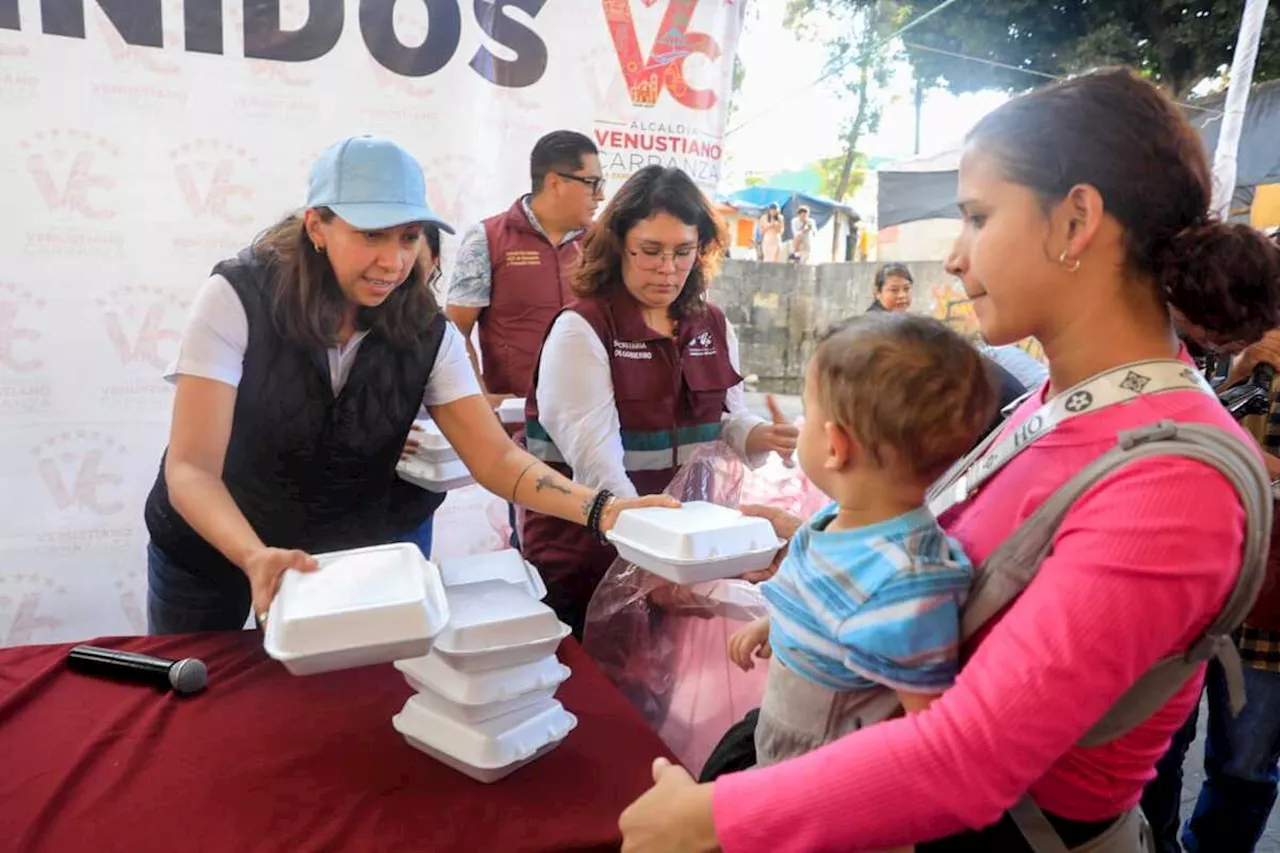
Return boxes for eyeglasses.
[555,172,606,195]
[627,246,699,272]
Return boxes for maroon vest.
[478,199,581,397]
[521,291,742,621]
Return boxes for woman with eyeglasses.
[520,165,800,637]
[143,136,673,635]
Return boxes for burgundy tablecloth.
[0,632,674,853]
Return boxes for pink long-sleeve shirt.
[714,385,1252,852]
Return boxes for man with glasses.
[445,130,602,549]
[446,130,603,408]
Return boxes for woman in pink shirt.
[618,69,1280,852]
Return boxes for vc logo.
[171,139,256,227]
[604,0,726,110]
[0,574,64,646]
[0,283,45,373]
[20,129,120,220]
[32,430,128,516]
[96,285,186,370]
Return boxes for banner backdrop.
[0,0,745,646]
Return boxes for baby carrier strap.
[963,421,1270,736]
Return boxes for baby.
[730,313,998,778]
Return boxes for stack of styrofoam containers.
[263,544,451,676]
[605,500,784,584]
[396,417,477,493]
[392,550,577,783]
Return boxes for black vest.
[144,250,447,586]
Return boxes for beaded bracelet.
[587,489,614,543]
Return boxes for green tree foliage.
[893,0,1278,98]
[784,0,903,200]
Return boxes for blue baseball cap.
[306,135,454,233]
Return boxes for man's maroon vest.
[479,199,581,397]
[522,291,743,630]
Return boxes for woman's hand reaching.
[243,546,318,624]
[600,494,681,533]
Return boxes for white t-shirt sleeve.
[535,311,638,498]
[720,319,770,468]
[423,321,482,407]
[165,274,248,387]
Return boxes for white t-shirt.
[167,275,480,407]
[534,311,768,499]
[790,216,813,248]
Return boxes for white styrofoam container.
[433,622,571,673]
[396,456,476,492]
[496,397,527,425]
[438,550,548,600]
[263,544,450,676]
[409,418,458,463]
[395,653,571,706]
[405,679,560,724]
[605,501,783,585]
[434,581,564,653]
[392,695,578,783]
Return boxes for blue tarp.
[719,186,858,238]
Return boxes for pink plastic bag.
[581,443,772,773]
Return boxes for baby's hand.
[728,617,772,672]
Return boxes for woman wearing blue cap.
[142,135,674,634]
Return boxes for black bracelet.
[587,490,608,537]
[587,489,614,543]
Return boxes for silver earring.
[313,243,325,255]
[1058,249,1080,273]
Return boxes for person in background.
[143,135,670,634]
[978,341,1048,390]
[867,263,914,312]
[440,129,603,550]
[445,130,602,404]
[879,254,1047,395]
[1144,312,1280,853]
[759,203,785,263]
[790,206,814,264]
[522,166,799,637]
[855,263,1028,439]
[618,68,1280,853]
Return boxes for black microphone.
[66,645,207,695]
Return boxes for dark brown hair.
[530,130,599,194]
[967,68,1280,345]
[574,165,728,319]
[252,208,441,350]
[874,263,913,293]
[813,313,998,483]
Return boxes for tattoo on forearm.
[581,498,592,521]
[534,474,571,495]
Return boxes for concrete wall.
[711,258,1039,393]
